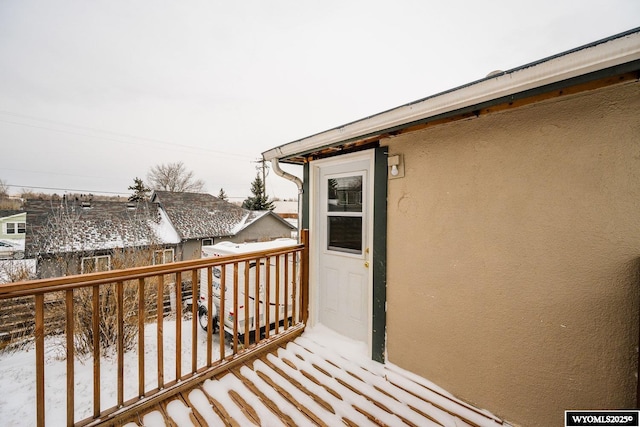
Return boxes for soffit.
[263,29,640,165]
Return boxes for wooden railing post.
[92,285,100,418]
[117,281,125,407]
[137,278,145,398]
[65,289,75,427]
[35,294,45,427]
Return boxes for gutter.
[262,28,640,163]
[269,158,304,243]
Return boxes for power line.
[0,110,255,160]
[1,166,108,180]
[7,183,251,200]
[6,184,127,196]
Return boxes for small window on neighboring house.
[154,248,174,265]
[5,222,25,234]
[81,255,111,274]
[202,238,213,246]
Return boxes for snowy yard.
[0,318,231,427]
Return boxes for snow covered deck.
[121,326,504,427]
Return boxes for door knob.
[364,261,370,268]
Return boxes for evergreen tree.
[217,188,229,202]
[242,173,274,211]
[128,177,151,202]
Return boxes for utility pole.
[253,158,270,198]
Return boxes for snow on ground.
[0,318,230,427]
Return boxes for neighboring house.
[25,198,180,278]
[262,29,640,427]
[272,200,299,232]
[0,210,26,242]
[0,210,26,261]
[272,200,298,219]
[151,191,295,261]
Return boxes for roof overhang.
[263,28,640,164]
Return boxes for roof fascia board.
[1,212,26,220]
[263,29,640,162]
[371,60,640,139]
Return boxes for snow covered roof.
[263,28,640,164]
[272,200,298,214]
[152,191,292,240]
[24,199,179,255]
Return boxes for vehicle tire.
[198,305,218,333]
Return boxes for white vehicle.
[198,239,298,340]
[0,240,24,260]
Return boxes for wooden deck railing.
[0,230,309,427]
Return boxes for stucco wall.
[383,81,640,426]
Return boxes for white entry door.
[314,152,373,345]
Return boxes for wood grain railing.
[0,230,309,427]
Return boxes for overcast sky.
[0,1,638,201]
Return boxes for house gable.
[151,191,294,243]
[151,191,247,240]
[233,210,295,243]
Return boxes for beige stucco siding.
[383,81,640,426]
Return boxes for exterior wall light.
[387,154,404,179]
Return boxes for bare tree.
[146,161,205,193]
[0,179,20,209]
[29,200,167,355]
[0,179,8,198]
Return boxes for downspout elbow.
[270,158,303,192]
[269,158,304,242]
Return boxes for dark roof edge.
[263,27,640,163]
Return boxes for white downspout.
[269,158,303,243]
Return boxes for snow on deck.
[124,325,504,427]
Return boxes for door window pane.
[328,216,362,254]
[328,176,362,212]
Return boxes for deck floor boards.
[121,331,504,427]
